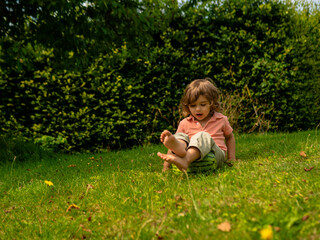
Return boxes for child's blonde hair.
[180,78,221,117]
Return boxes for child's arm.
[225,133,236,161]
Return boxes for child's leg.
[160,130,188,157]
[158,131,222,173]
[188,131,214,159]
[211,142,226,168]
[157,147,201,173]
[189,131,226,169]
[158,132,212,172]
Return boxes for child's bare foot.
[160,130,186,157]
[157,152,189,173]
[162,161,171,172]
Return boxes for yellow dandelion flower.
[260,225,273,240]
[44,180,54,186]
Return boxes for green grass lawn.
[1,130,319,239]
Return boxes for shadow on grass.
[0,135,55,165]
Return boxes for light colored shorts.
[174,131,226,169]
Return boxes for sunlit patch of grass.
[0,130,319,239]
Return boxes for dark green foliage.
[1,0,319,151]
[0,135,49,163]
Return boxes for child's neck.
[195,112,213,127]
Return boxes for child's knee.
[193,131,212,141]
[174,132,190,144]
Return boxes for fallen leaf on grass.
[4,208,12,213]
[85,184,94,194]
[299,151,307,158]
[66,204,80,212]
[156,233,164,240]
[274,226,281,232]
[217,221,231,232]
[175,195,183,201]
[80,224,92,233]
[304,166,314,172]
[86,184,94,190]
[177,212,186,217]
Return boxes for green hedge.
[0,43,185,151]
[1,0,319,151]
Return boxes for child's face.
[188,95,212,122]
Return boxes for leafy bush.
[34,135,68,151]
[0,0,319,151]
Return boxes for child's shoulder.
[213,112,227,119]
[212,112,231,124]
[180,115,192,120]
[178,115,195,125]
[180,116,192,123]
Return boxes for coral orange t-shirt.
[176,112,233,152]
